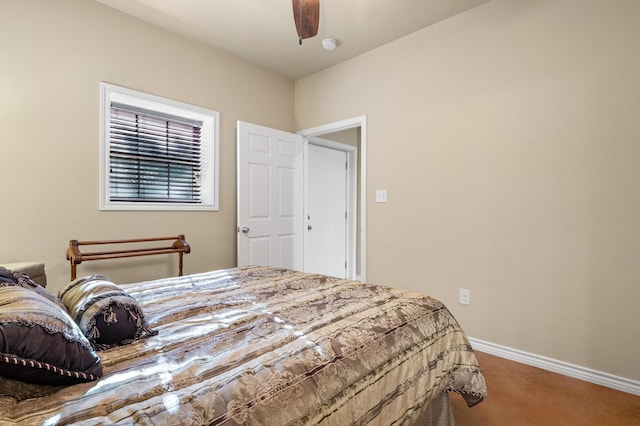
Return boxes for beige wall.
[0,1,293,288]
[2,0,638,384]
[295,0,640,380]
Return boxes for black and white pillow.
[58,275,157,349]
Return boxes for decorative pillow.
[0,286,103,386]
[0,266,64,309]
[58,275,157,349]
[0,268,15,284]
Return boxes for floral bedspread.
[0,266,486,425]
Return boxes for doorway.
[237,116,367,281]
[299,116,367,281]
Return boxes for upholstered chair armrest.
[0,262,47,287]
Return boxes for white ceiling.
[96,0,489,81]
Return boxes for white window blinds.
[109,103,203,204]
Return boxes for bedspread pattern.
[0,266,486,425]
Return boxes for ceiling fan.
[292,0,319,44]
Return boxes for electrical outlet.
[375,189,388,203]
[459,288,470,305]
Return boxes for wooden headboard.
[66,235,190,280]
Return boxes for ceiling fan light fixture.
[322,38,337,51]
[293,0,320,44]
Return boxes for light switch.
[375,189,388,203]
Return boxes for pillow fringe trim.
[0,352,101,382]
[85,301,158,350]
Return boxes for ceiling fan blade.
[292,0,319,41]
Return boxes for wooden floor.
[450,351,640,425]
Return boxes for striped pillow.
[58,276,156,349]
[0,286,103,385]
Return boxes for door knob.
[241,227,250,234]
[307,225,313,230]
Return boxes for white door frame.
[299,115,367,282]
[304,137,357,279]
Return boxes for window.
[100,83,219,210]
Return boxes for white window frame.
[100,82,219,211]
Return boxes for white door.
[304,144,347,278]
[237,121,304,270]
[299,115,366,282]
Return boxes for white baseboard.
[468,337,640,396]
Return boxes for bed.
[0,266,486,425]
